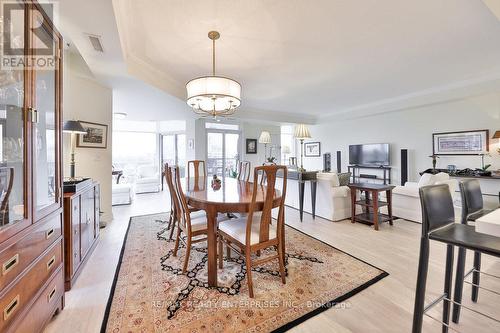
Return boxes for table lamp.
[63,120,87,179]
[259,131,272,160]
[294,124,311,171]
[282,145,291,165]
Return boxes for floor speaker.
[401,149,408,185]
[336,151,342,173]
[323,153,331,172]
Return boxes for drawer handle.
[46,228,55,240]
[47,285,57,303]
[2,254,19,276]
[46,255,56,271]
[3,295,19,321]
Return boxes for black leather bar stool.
[452,179,497,323]
[412,184,500,333]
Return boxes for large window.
[206,123,240,177]
[280,125,296,165]
[161,133,186,178]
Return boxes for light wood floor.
[45,190,500,333]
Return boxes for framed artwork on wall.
[432,130,489,155]
[304,142,321,157]
[246,139,257,154]
[77,121,108,149]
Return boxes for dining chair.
[452,179,496,323]
[187,160,206,181]
[163,163,176,240]
[217,165,287,298]
[237,161,251,181]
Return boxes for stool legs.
[471,251,481,302]
[452,247,466,323]
[442,244,455,333]
[412,237,430,333]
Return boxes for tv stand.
[348,165,392,185]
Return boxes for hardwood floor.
[45,190,500,332]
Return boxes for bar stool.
[412,184,500,333]
[452,179,497,323]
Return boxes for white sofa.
[112,183,134,205]
[389,172,460,223]
[135,165,160,194]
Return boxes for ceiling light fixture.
[113,112,127,120]
[186,31,241,119]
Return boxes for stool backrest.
[459,179,483,222]
[419,184,455,236]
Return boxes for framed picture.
[304,142,321,157]
[188,139,195,150]
[246,139,257,154]
[433,130,489,155]
[77,121,108,149]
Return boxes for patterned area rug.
[101,213,388,332]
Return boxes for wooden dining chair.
[217,165,287,298]
[163,163,176,239]
[237,161,251,181]
[187,160,206,181]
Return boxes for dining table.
[184,176,282,287]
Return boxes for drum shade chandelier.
[186,31,241,119]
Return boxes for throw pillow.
[418,173,435,187]
[337,172,351,186]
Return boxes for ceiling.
[59,0,500,122]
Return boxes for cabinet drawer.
[0,214,62,291]
[8,268,64,333]
[0,240,62,331]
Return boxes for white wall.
[303,91,500,185]
[63,52,113,222]
[241,122,281,175]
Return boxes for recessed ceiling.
[113,0,500,119]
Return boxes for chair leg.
[277,242,286,284]
[471,251,481,302]
[442,244,454,333]
[452,247,466,323]
[173,227,181,257]
[245,250,254,298]
[412,237,430,333]
[226,244,231,260]
[168,216,176,240]
[183,237,192,273]
[218,236,223,269]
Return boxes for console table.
[348,183,395,231]
[278,169,318,222]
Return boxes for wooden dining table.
[184,176,282,287]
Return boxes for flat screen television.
[349,143,390,166]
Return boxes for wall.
[303,92,500,185]
[241,122,281,176]
[63,52,113,222]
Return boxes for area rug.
[101,213,388,333]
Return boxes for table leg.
[386,189,393,226]
[373,190,379,231]
[350,188,356,223]
[206,206,218,287]
[311,180,317,219]
[298,181,305,222]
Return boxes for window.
[280,125,296,164]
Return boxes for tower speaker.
[401,149,408,185]
[336,151,342,173]
[323,153,331,172]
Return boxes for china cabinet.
[0,1,64,332]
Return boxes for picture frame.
[304,142,321,157]
[432,130,489,155]
[246,139,257,154]
[77,121,108,149]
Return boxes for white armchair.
[135,165,160,194]
[390,172,460,223]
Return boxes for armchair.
[135,165,160,194]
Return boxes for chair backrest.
[459,179,483,223]
[163,163,174,212]
[169,165,193,233]
[419,184,455,236]
[246,165,287,245]
[187,160,206,181]
[237,161,251,181]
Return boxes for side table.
[348,182,395,231]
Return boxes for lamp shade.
[259,131,272,144]
[294,124,311,139]
[186,76,241,112]
[493,131,500,139]
[63,120,87,134]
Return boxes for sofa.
[112,183,134,205]
[389,172,460,223]
[135,165,160,194]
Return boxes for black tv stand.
[348,165,392,185]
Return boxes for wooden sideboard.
[63,182,100,290]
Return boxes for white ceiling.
[59,0,500,122]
